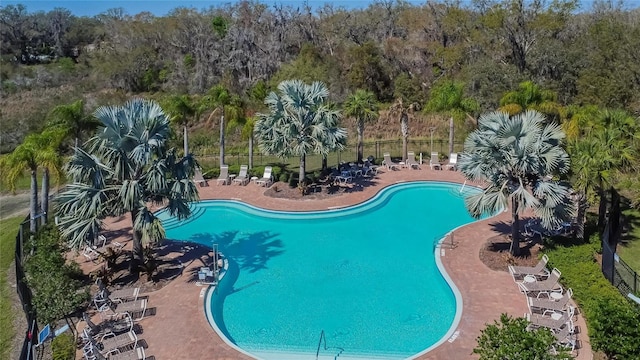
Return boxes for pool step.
[161,204,206,230]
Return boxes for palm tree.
[200,85,244,167]
[389,98,418,161]
[254,80,347,189]
[343,89,379,163]
[458,110,575,256]
[0,129,64,231]
[499,81,562,121]
[54,98,199,272]
[48,99,100,149]
[162,94,195,156]
[425,80,479,156]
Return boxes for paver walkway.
[86,166,592,359]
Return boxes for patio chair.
[82,328,139,358]
[96,279,140,303]
[256,166,273,187]
[193,167,209,187]
[217,165,230,185]
[406,151,420,169]
[362,160,378,177]
[83,238,124,263]
[382,153,400,170]
[508,254,550,281]
[82,312,134,340]
[98,298,148,321]
[110,346,146,360]
[233,165,250,185]
[526,306,575,332]
[551,323,578,355]
[517,268,563,297]
[444,153,458,170]
[429,152,442,170]
[527,288,573,314]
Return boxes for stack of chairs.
[510,255,578,355]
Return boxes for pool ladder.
[315,330,344,360]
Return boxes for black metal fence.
[193,138,465,170]
[15,215,43,360]
[601,188,640,297]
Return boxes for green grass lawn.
[617,209,640,273]
[0,216,23,360]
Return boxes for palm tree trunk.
[219,115,225,167]
[248,136,253,169]
[299,153,306,188]
[448,117,454,156]
[575,191,587,240]
[357,119,364,163]
[30,169,38,233]
[41,167,49,224]
[510,197,521,256]
[597,187,607,235]
[183,126,189,156]
[130,209,143,274]
[322,156,327,171]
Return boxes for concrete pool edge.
[198,181,488,359]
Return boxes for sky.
[0,0,429,17]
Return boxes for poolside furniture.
[110,346,146,360]
[526,306,575,332]
[256,166,273,187]
[444,153,458,170]
[335,170,353,185]
[508,254,550,281]
[382,153,400,170]
[83,238,124,263]
[406,151,420,169]
[82,312,134,340]
[97,298,148,321]
[429,152,442,170]
[551,323,578,355]
[193,167,209,187]
[517,268,563,297]
[82,328,139,358]
[362,160,378,177]
[96,279,140,303]
[527,288,573,314]
[217,165,230,185]
[233,165,250,185]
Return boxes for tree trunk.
[30,170,38,233]
[219,115,225,167]
[448,117,454,156]
[597,186,607,235]
[248,136,253,169]
[41,167,49,224]
[510,197,521,256]
[183,125,189,156]
[299,153,306,188]
[575,191,588,240]
[357,119,364,163]
[129,210,143,274]
[322,156,327,171]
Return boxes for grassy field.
[0,216,23,360]
[617,209,640,273]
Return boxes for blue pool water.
[158,181,483,359]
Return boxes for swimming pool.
[158,181,484,359]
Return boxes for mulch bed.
[479,234,545,272]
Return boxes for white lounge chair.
[528,288,573,314]
[517,268,563,297]
[217,165,230,185]
[233,165,250,185]
[382,153,400,170]
[508,254,550,281]
[406,151,420,169]
[444,153,458,170]
[193,167,209,187]
[429,152,441,170]
[256,166,273,187]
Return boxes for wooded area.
[1,0,639,154]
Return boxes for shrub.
[588,299,640,359]
[51,332,75,360]
[474,313,568,359]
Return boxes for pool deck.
[90,166,592,359]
